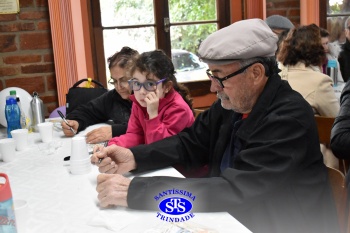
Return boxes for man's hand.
[86,126,112,144]
[96,173,130,207]
[90,145,137,174]
[61,120,79,137]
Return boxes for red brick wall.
[0,0,57,117]
[266,0,300,26]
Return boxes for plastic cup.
[10,129,28,151]
[0,138,16,162]
[37,122,53,143]
[13,199,28,233]
[70,137,89,161]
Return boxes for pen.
[57,110,76,134]
[98,141,108,164]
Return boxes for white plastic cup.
[10,129,28,151]
[37,122,53,143]
[13,199,28,233]
[0,138,16,162]
[70,137,89,161]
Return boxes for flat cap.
[198,18,278,65]
[265,15,294,30]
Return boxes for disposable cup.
[37,122,54,143]
[10,129,28,151]
[0,138,16,162]
[70,137,89,161]
[13,199,28,233]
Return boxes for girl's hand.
[145,89,160,119]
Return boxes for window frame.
[90,0,231,87]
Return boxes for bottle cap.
[9,90,16,96]
[327,59,337,68]
[0,173,13,202]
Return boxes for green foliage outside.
[113,0,217,54]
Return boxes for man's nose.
[210,80,222,92]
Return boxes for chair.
[194,108,206,118]
[49,106,66,118]
[314,116,349,176]
[326,166,348,233]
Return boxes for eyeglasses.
[128,78,166,91]
[206,62,258,88]
[108,77,129,88]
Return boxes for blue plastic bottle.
[5,97,21,138]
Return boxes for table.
[0,125,252,233]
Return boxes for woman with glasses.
[106,49,194,148]
[61,47,138,143]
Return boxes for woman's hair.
[277,24,326,67]
[127,49,193,111]
[107,46,139,69]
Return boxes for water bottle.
[327,60,338,87]
[0,173,17,233]
[31,92,45,132]
[9,90,27,129]
[5,97,21,138]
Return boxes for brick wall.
[0,0,56,117]
[266,0,300,26]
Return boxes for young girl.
[107,49,195,147]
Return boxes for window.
[325,0,350,44]
[91,0,231,87]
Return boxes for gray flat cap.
[198,18,278,65]
[265,15,294,30]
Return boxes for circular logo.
[159,197,192,215]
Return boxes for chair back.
[314,116,349,175]
[326,166,348,233]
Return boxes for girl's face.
[131,70,169,107]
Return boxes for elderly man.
[91,19,339,233]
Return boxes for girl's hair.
[107,46,139,69]
[127,49,193,112]
[277,24,326,67]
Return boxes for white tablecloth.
[0,125,252,233]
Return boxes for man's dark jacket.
[338,39,350,82]
[66,89,131,136]
[128,74,339,233]
[331,80,350,159]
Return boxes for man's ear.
[251,63,265,82]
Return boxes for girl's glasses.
[128,78,166,91]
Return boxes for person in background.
[277,24,340,169]
[106,49,194,148]
[265,14,294,36]
[320,27,344,83]
[61,47,138,143]
[338,16,350,82]
[91,19,339,233]
[331,80,350,162]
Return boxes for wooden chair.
[326,166,348,233]
[314,116,349,176]
[194,108,206,118]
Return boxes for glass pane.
[100,0,154,27]
[171,23,216,82]
[328,0,350,14]
[327,16,348,44]
[169,0,216,22]
[103,28,156,89]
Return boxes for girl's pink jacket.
[108,89,194,148]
